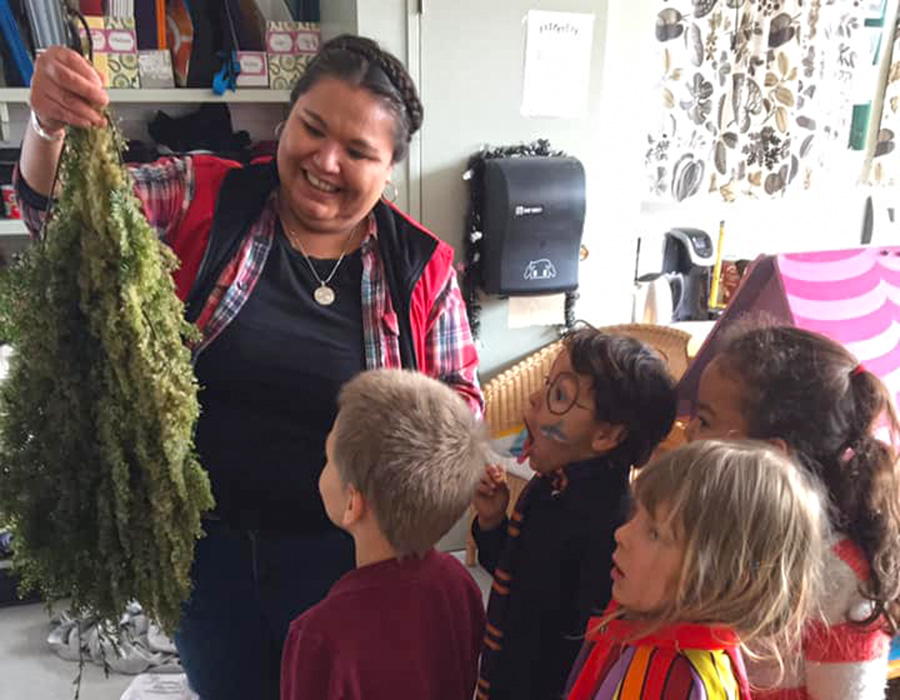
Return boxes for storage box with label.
[80,16,140,88]
[266,22,320,89]
[236,51,268,88]
[104,18,140,88]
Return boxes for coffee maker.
[662,228,715,321]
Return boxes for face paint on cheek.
[539,420,569,444]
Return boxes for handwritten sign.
[521,10,595,119]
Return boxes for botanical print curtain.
[647,0,870,202]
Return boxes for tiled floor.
[0,600,134,700]
[0,551,493,700]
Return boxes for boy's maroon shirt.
[281,549,485,700]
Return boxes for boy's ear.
[342,484,367,528]
[591,422,627,454]
[766,437,789,454]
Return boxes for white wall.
[573,0,658,327]
[320,0,358,39]
[638,188,870,268]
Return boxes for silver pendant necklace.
[284,223,359,307]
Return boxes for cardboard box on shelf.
[137,49,175,89]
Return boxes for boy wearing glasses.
[471,329,677,700]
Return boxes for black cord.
[37,138,66,243]
[564,289,578,329]
[38,4,120,242]
[65,5,93,64]
[38,4,87,240]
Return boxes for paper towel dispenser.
[480,156,586,295]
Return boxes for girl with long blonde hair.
[566,440,827,700]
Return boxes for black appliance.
[480,156,586,295]
[662,228,715,321]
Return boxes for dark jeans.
[175,519,354,700]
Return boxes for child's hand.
[472,464,510,531]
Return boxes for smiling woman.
[15,34,482,700]
[276,80,393,260]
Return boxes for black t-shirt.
[194,227,365,533]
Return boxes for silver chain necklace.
[283,223,359,306]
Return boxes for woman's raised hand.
[30,46,108,132]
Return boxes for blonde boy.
[280,369,488,700]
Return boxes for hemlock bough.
[0,122,213,634]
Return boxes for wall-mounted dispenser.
[479,156,586,295]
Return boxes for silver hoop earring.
[383,180,398,203]
[274,121,285,139]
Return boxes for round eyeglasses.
[544,372,594,416]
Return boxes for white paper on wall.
[507,293,566,329]
[521,10,595,119]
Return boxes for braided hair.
[717,325,900,633]
[290,35,423,163]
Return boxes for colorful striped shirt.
[17,156,483,414]
[566,613,751,700]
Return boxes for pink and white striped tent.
[677,246,900,416]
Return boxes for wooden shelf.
[0,220,28,236]
[0,88,291,104]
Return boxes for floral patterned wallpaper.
[647,0,870,202]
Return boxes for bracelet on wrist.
[29,110,64,142]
